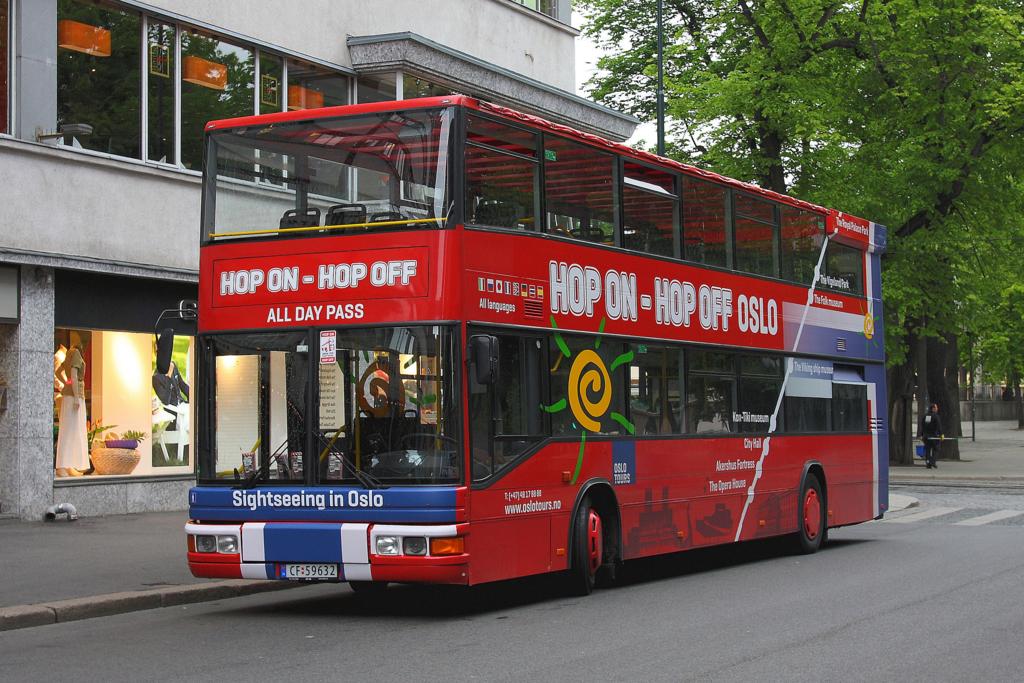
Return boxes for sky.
[572,10,658,148]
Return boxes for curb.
[0,579,300,633]
[891,478,1024,489]
[887,493,919,513]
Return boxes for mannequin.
[55,333,89,477]
[53,344,68,402]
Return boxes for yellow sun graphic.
[541,317,634,484]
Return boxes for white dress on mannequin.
[55,346,89,472]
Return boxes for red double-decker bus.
[182,95,888,594]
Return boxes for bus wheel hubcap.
[803,490,821,540]
[587,509,603,575]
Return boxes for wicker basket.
[91,447,141,475]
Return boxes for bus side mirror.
[156,328,175,374]
[469,335,499,386]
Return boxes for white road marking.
[953,510,1024,526]
[885,506,963,523]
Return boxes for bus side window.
[685,349,736,434]
[544,137,615,245]
[628,343,684,435]
[470,334,545,482]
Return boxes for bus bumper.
[185,522,470,585]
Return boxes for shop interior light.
[183,55,228,90]
[58,20,112,57]
[288,84,324,110]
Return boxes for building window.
[510,0,557,19]
[179,31,253,170]
[147,20,175,163]
[57,0,141,157]
[258,51,283,115]
[357,72,396,103]
[46,4,355,172]
[54,328,194,477]
[403,75,451,100]
[1,0,9,135]
[288,60,350,110]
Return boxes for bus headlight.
[403,537,427,556]
[375,536,400,555]
[217,535,239,554]
[195,535,217,553]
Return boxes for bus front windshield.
[204,106,453,240]
[206,326,460,486]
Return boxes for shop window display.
[53,329,194,477]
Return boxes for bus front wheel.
[567,499,603,596]
[794,473,826,554]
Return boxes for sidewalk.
[0,511,294,631]
[890,420,1024,485]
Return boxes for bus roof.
[204,94,855,229]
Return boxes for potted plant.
[105,429,147,450]
[88,419,117,451]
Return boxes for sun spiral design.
[568,349,612,432]
[863,312,875,340]
[357,361,405,417]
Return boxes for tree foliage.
[578,0,1024,446]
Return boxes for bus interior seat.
[575,223,609,243]
[475,200,519,228]
[371,211,407,227]
[325,203,367,231]
[279,208,321,230]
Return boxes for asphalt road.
[1,487,1022,682]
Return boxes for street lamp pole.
[656,0,665,156]
[970,335,976,442]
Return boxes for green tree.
[578,0,1024,460]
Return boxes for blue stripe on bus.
[262,524,343,563]
[188,486,458,524]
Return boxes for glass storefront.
[53,328,194,477]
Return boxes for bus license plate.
[281,563,338,580]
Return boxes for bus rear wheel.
[567,500,603,596]
[794,473,826,554]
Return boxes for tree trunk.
[926,333,962,460]
[1013,369,1024,429]
[887,356,916,465]
[913,334,927,420]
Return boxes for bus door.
[467,331,553,583]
